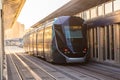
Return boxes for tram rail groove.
[12,53,57,80]
[89,62,120,73]
[17,53,119,80]
[7,49,23,80]
[86,63,120,75]
[17,53,81,80]
[5,46,120,80]
[69,65,118,80]
[7,53,41,80]
[13,53,42,80]
[74,64,120,80]
[6,47,42,80]
[14,54,59,80]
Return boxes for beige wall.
[5,22,25,39]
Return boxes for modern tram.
[23,16,88,63]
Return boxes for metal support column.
[0,0,3,79]
[0,10,2,80]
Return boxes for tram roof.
[31,0,111,28]
[54,16,84,25]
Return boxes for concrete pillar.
[0,0,3,80]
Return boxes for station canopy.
[2,0,110,29]
[3,0,26,29]
[31,0,111,28]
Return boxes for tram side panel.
[37,28,44,58]
[44,26,53,62]
[23,16,88,63]
[33,32,37,56]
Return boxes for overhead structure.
[31,0,111,28]
[0,0,25,80]
[3,0,26,29]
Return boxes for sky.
[17,0,70,29]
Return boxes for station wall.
[75,0,120,65]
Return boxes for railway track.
[17,53,119,80]
[7,49,42,80]
[77,63,120,79]
[6,47,76,80]
[6,46,120,80]
[17,53,85,80]
[6,47,56,80]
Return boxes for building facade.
[5,22,25,39]
[75,0,120,65]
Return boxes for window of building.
[85,10,90,20]
[81,10,90,20]
[75,13,80,17]
[79,13,82,17]
[98,5,104,16]
[105,2,113,14]
[81,12,86,20]
[90,7,97,18]
[114,0,120,11]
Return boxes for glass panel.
[91,7,97,18]
[114,0,120,11]
[105,2,112,14]
[86,10,90,20]
[119,26,120,60]
[44,26,52,42]
[79,13,82,17]
[81,12,86,20]
[106,26,110,59]
[65,26,83,38]
[98,5,104,16]
[75,13,81,17]
[111,26,114,60]
[37,29,43,55]
[44,26,52,52]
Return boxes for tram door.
[33,33,37,56]
[29,34,33,55]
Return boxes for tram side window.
[64,26,83,39]
[37,30,43,43]
[37,29,44,53]
[54,25,66,50]
[44,26,52,43]
[33,33,36,46]
[30,34,33,51]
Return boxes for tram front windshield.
[64,26,83,39]
[63,24,85,52]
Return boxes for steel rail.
[16,54,58,80]
[13,53,42,80]
[9,52,23,80]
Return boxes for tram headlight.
[64,48,70,54]
[83,48,87,53]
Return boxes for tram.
[23,16,88,63]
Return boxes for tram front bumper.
[66,57,85,63]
